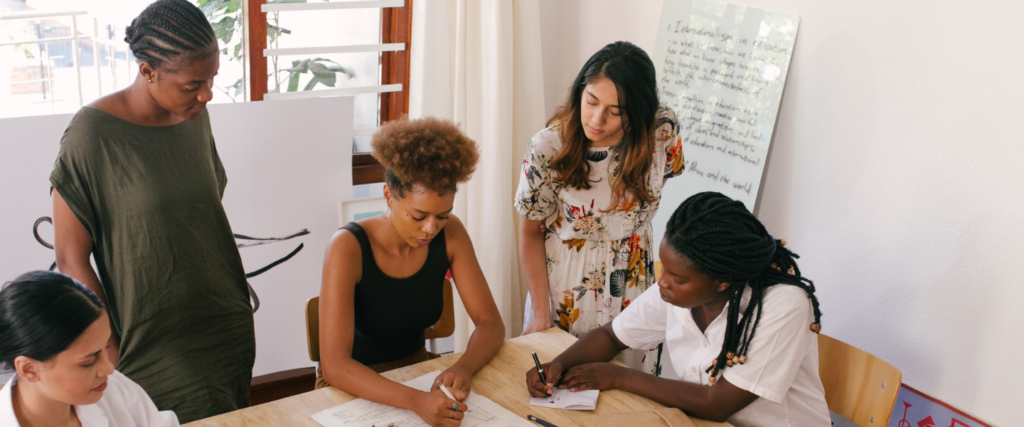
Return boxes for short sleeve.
[611,286,669,350]
[49,114,101,244]
[722,286,817,403]
[211,136,228,199]
[514,129,559,221]
[655,106,685,179]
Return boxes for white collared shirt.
[612,284,831,427]
[0,370,179,427]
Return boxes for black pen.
[527,415,558,427]
[531,351,547,385]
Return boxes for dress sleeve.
[211,136,228,199]
[203,110,228,199]
[655,106,685,180]
[514,130,558,221]
[722,286,818,403]
[49,115,101,244]
[611,286,669,351]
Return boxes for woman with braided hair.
[526,192,830,426]
[49,0,253,422]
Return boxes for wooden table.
[187,328,731,427]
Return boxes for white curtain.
[409,0,547,350]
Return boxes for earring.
[148,79,153,83]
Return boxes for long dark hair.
[124,0,217,70]
[548,41,660,211]
[664,192,822,383]
[0,271,105,365]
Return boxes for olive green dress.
[50,107,255,423]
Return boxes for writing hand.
[411,389,467,427]
[432,366,471,401]
[526,361,564,397]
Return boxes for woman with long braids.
[526,192,830,426]
[515,41,684,373]
[50,0,253,421]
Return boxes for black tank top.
[343,222,449,366]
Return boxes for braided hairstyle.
[664,192,822,383]
[124,0,217,71]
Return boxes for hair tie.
[769,234,777,256]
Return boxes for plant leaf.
[325,64,356,79]
[308,62,333,78]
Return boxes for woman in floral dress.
[515,41,684,372]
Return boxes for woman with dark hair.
[319,117,505,427]
[49,0,253,421]
[526,192,830,426]
[516,41,684,372]
[0,271,179,426]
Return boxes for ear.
[382,184,393,205]
[717,281,732,293]
[139,61,158,83]
[13,355,39,382]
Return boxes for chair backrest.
[818,334,902,426]
[304,278,456,362]
[653,260,662,281]
[305,296,321,362]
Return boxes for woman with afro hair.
[318,117,505,426]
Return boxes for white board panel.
[649,0,799,253]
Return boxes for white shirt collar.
[0,374,109,427]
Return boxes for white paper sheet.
[529,388,599,411]
[311,371,534,427]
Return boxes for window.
[247,0,413,185]
[0,0,413,185]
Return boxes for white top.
[0,370,179,427]
[612,284,831,427]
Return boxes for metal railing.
[1,9,134,109]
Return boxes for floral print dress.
[515,106,684,373]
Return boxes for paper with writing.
[529,388,599,411]
[651,0,799,247]
[310,371,534,427]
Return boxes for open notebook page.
[529,388,599,411]
[311,371,534,427]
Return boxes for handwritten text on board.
[652,0,799,252]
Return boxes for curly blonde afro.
[371,116,480,197]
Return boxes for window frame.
[245,0,412,185]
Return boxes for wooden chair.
[305,278,456,362]
[818,334,902,426]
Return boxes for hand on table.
[412,389,468,427]
[432,366,471,401]
[559,362,626,392]
[526,361,565,397]
[522,318,552,335]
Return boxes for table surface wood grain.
[186,328,731,427]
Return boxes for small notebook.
[529,388,600,410]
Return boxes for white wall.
[536,0,1023,424]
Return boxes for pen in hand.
[531,351,548,388]
[436,381,470,411]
